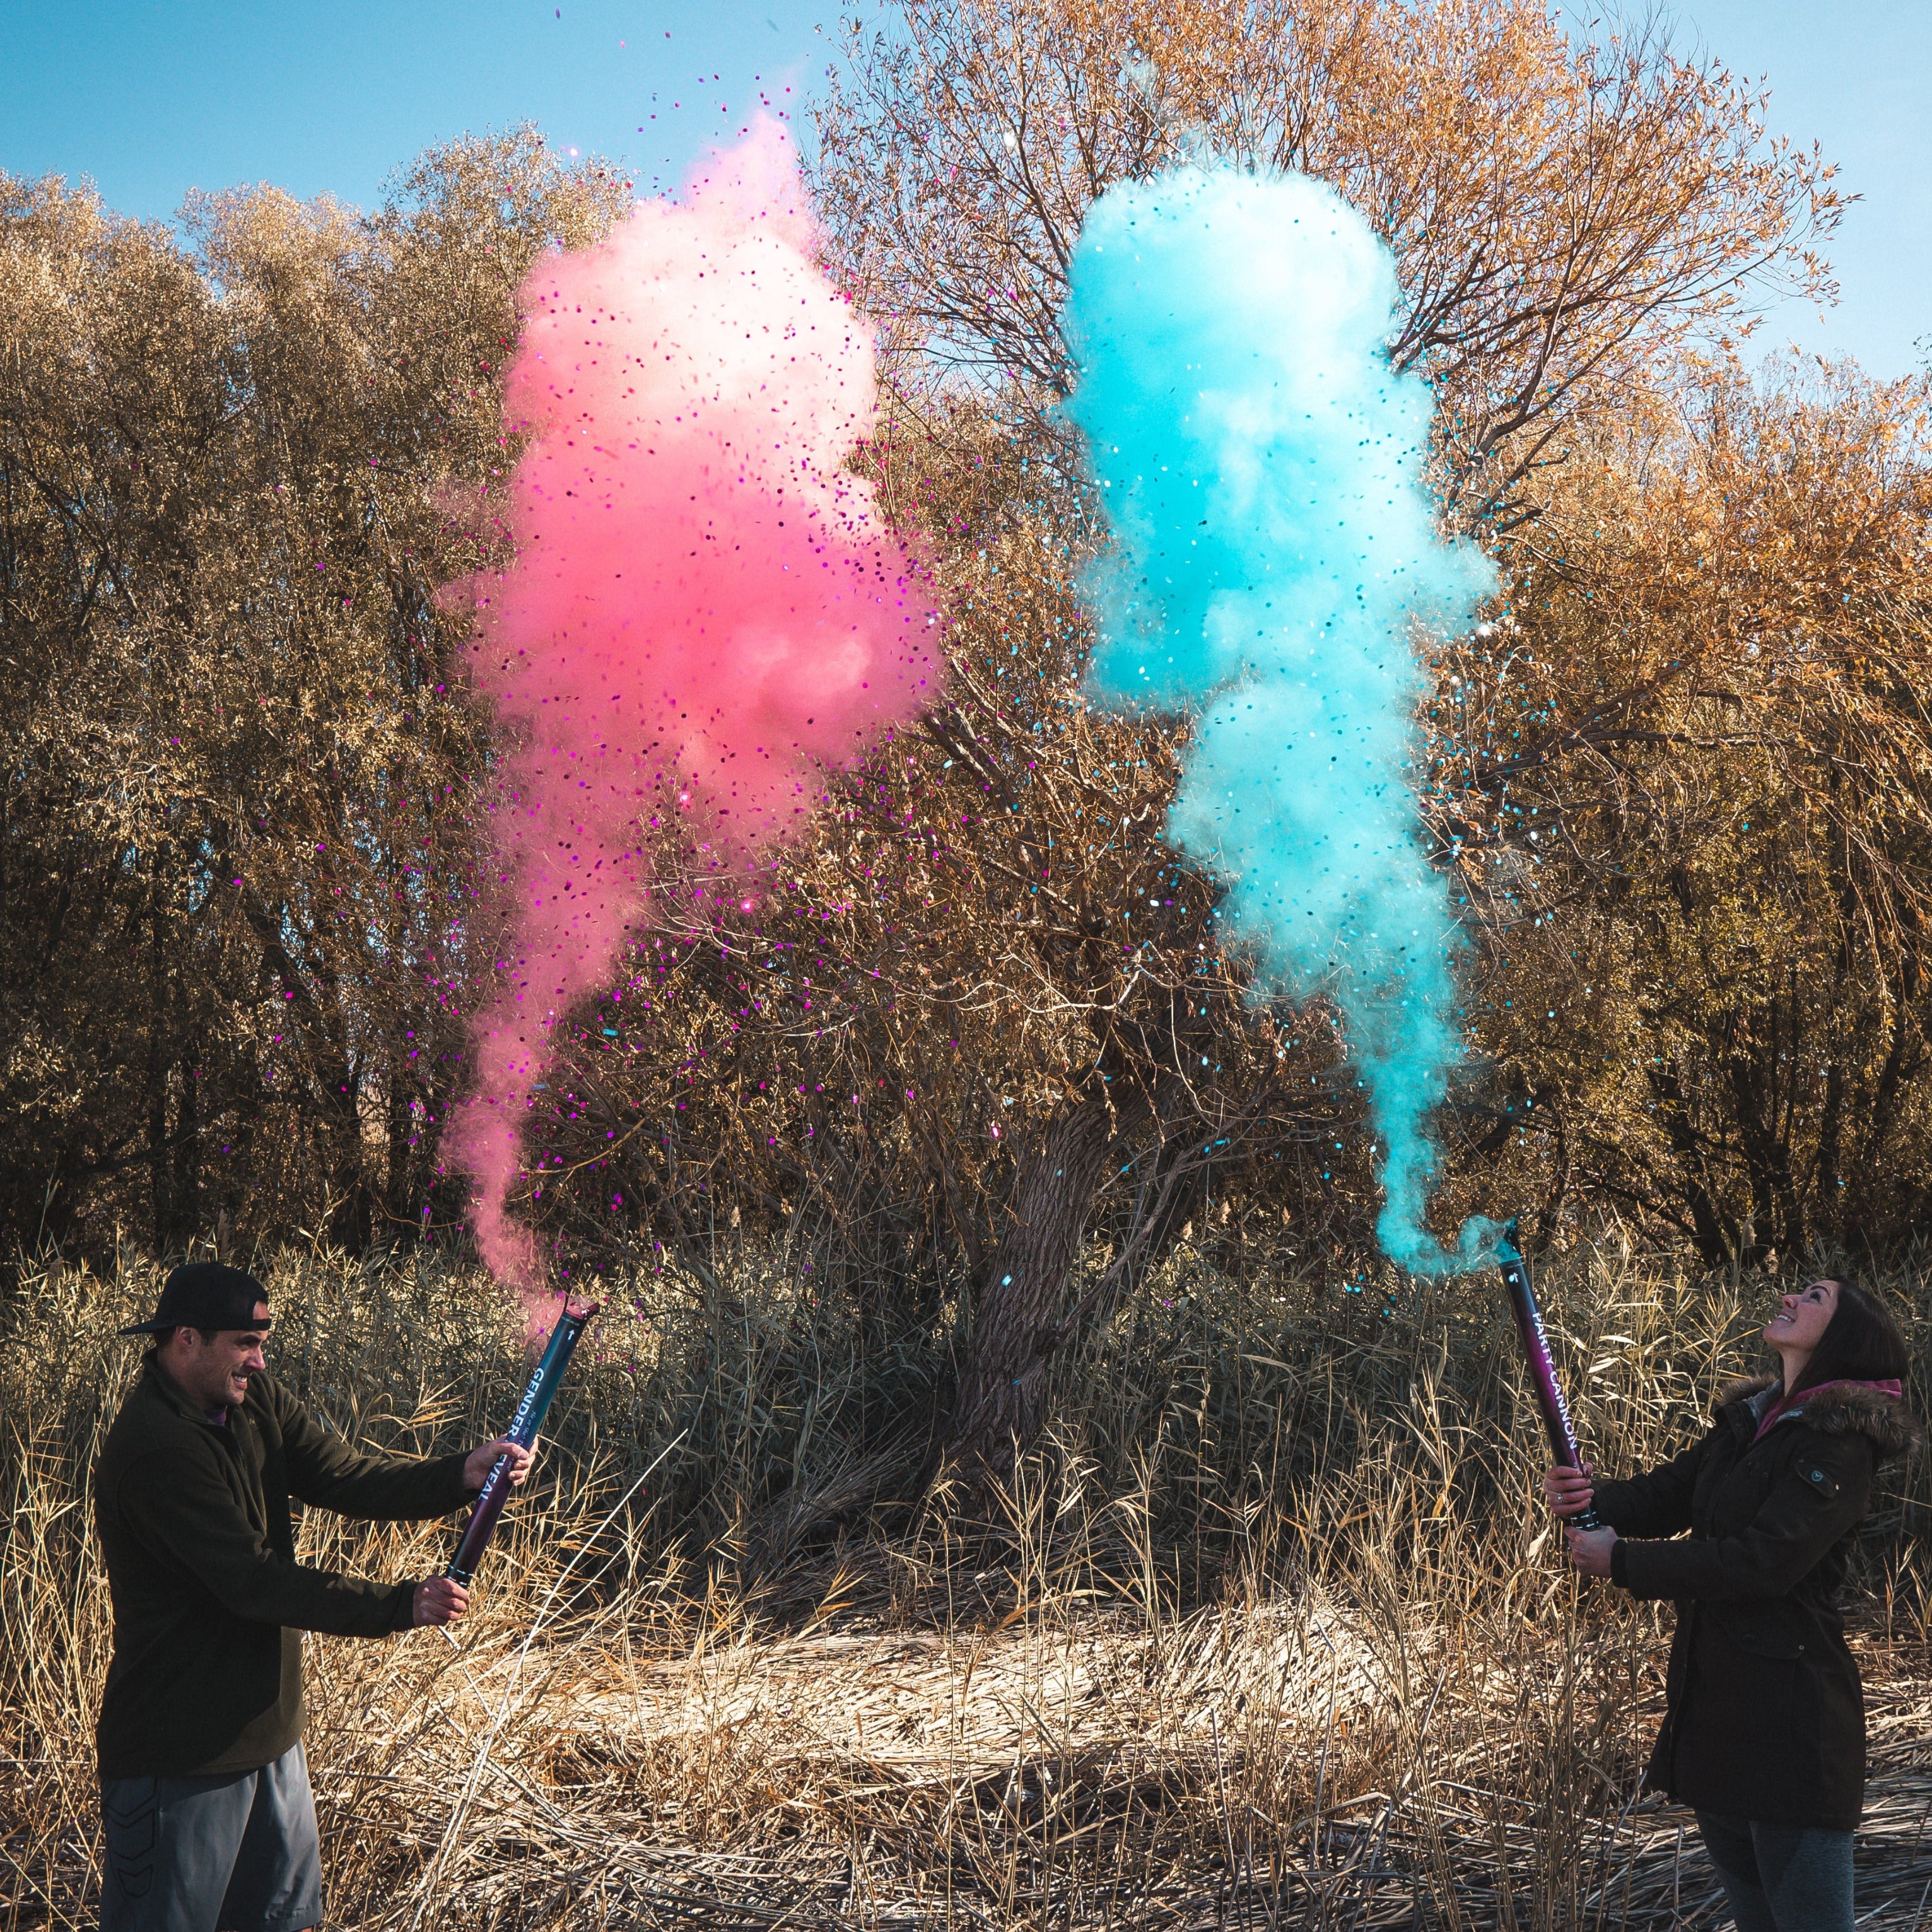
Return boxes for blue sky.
[1667,0,1928,377]
[0,1,845,207]
[1,0,1924,377]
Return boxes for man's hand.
[1543,1461,1597,1519]
[1565,1525,1619,1578]
[413,1576,469,1626]
[462,1438,534,1494]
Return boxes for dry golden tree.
[1427,358,1932,1263]
[0,135,628,1260]
[812,0,1842,519]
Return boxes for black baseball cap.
[120,1262,272,1337]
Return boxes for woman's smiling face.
[1764,1278,1839,1358]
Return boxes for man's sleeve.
[273,1383,474,1521]
[1588,1434,1708,1539]
[1616,1433,1873,1600]
[115,1446,419,1635]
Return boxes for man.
[93,1261,534,1932]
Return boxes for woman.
[1547,1275,1918,1932]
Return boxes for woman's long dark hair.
[1789,1278,1912,1396]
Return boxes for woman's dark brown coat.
[1591,1376,1919,1830]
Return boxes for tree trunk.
[1817,1057,1846,1226]
[173,1034,199,1243]
[235,882,370,1250]
[1649,1061,1731,1263]
[946,1084,1145,1494]
[146,870,172,1250]
[386,1032,414,1232]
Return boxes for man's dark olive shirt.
[94,1361,472,1779]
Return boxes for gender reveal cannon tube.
[1497,1224,1602,1531]
[446,1303,599,1585]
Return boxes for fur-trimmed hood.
[1714,1372,1923,1463]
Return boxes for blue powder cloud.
[1065,161,1504,1273]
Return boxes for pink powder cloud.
[447,119,937,1292]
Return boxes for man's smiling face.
[162,1302,271,1413]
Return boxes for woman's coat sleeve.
[1588,1434,1708,1539]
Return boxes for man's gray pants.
[100,1742,321,1932]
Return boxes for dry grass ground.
[4,1232,1931,1928]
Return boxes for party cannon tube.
[446,1302,599,1584]
[1497,1223,1602,1531]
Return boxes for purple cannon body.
[1497,1226,1602,1532]
[447,1302,598,1586]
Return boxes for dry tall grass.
[5,1233,1931,1929]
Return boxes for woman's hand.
[1565,1525,1619,1578]
[1543,1461,1597,1518]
